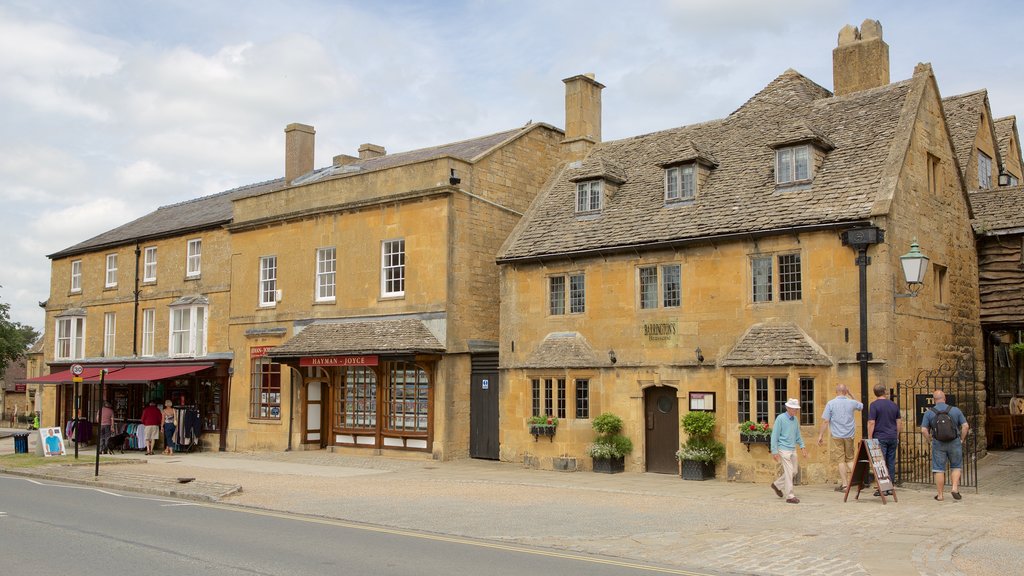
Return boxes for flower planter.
[529,424,557,441]
[553,456,577,472]
[680,459,716,480]
[592,456,625,474]
[740,435,771,451]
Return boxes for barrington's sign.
[300,355,379,367]
[642,321,677,341]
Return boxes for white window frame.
[639,264,682,309]
[186,238,202,277]
[381,239,405,297]
[143,246,157,282]
[259,256,277,307]
[316,247,337,302]
[775,145,811,185]
[70,260,82,293]
[105,253,118,288]
[55,316,86,360]
[575,180,602,212]
[103,312,116,357]
[142,308,155,357]
[168,304,207,357]
[978,150,993,189]
[665,165,695,202]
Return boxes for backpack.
[930,407,958,442]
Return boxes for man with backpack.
[919,390,969,501]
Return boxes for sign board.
[481,379,489,390]
[250,346,275,359]
[40,427,67,457]
[845,439,896,504]
[299,355,379,367]
[14,384,26,392]
[915,394,957,426]
[688,391,716,412]
[642,321,677,341]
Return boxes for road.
[0,474,716,576]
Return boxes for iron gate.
[895,352,980,490]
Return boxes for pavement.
[2,426,1023,576]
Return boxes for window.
[384,363,429,433]
[799,377,815,425]
[316,247,336,301]
[339,367,377,429]
[531,379,541,416]
[775,145,810,185]
[142,308,155,357]
[575,379,590,419]
[927,153,941,195]
[665,165,695,202]
[933,263,948,305]
[143,246,157,282]
[556,378,566,419]
[103,312,116,357]
[773,378,788,419]
[752,253,802,303]
[250,358,282,419]
[639,264,681,309]
[55,316,85,360]
[549,273,585,314]
[531,377,567,418]
[740,376,796,425]
[70,260,82,293]
[737,378,751,423]
[544,378,553,416]
[381,239,405,297]
[187,239,202,277]
[105,253,118,288]
[259,256,277,307]
[575,180,602,212]
[755,377,769,423]
[169,303,207,357]
[978,150,993,189]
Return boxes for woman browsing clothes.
[162,399,176,455]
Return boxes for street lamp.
[897,240,929,298]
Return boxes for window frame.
[799,377,815,425]
[168,303,207,357]
[978,150,993,189]
[141,308,155,357]
[250,357,282,420]
[70,260,82,293]
[665,164,696,202]
[381,239,405,298]
[259,255,277,307]
[639,264,682,310]
[751,252,802,303]
[775,144,811,185]
[143,246,157,282]
[548,273,585,315]
[55,316,86,360]
[575,180,603,213]
[186,239,202,278]
[315,247,337,302]
[105,253,118,288]
[103,312,116,357]
[575,378,590,419]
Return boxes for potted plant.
[527,415,557,440]
[738,420,772,450]
[587,412,633,473]
[676,411,725,480]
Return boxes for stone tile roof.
[720,322,832,367]
[994,116,1021,171]
[518,332,604,369]
[269,319,445,358]
[943,90,993,181]
[49,179,285,259]
[970,185,1024,233]
[499,69,916,261]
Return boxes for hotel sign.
[300,355,379,367]
[643,321,677,341]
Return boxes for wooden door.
[644,387,679,474]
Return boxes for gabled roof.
[994,116,1022,172]
[500,68,920,262]
[268,319,445,358]
[970,185,1024,234]
[518,332,603,369]
[720,322,832,367]
[943,90,1004,186]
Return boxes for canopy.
[26,364,212,384]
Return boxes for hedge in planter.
[676,411,725,480]
[587,412,632,473]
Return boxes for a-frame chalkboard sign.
[843,439,897,504]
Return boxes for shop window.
[250,358,281,419]
[338,367,377,429]
[384,363,428,433]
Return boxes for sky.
[2,0,1023,332]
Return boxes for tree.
[0,290,40,380]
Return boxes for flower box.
[740,435,771,451]
[680,459,715,481]
[592,456,625,474]
[529,424,556,441]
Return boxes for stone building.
[496,21,985,481]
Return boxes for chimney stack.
[285,123,315,185]
[832,19,890,97]
[358,143,386,160]
[562,73,604,160]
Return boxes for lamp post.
[841,227,884,437]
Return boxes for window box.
[528,416,557,441]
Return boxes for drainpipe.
[133,243,141,357]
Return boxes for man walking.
[920,390,969,501]
[867,384,901,495]
[770,399,807,504]
[140,400,162,456]
[817,384,863,492]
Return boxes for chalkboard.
[845,439,897,504]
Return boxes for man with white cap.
[770,398,808,504]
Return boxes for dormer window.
[665,164,696,202]
[776,145,811,185]
[576,180,603,212]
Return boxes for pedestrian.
[919,390,969,501]
[98,401,115,454]
[770,398,807,504]
[867,384,901,495]
[816,384,863,492]
[162,399,176,455]
[140,401,162,455]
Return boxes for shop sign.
[250,346,275,358]
[15,384,26,392]
[300,355,379,367]
[642,321,677,341]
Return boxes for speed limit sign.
[70,364,84,376]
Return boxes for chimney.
[358,143,386,159]
[562,73,604,160]
[285,123,315,185]
[332,154,359,167]
[832,19,890,97]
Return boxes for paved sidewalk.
[2,429,1022,576]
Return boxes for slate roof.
[499,69,917,261]
[48,179,285,259]
[720,322,832,367]
[268,319,445,358]
[970,185,1024,234]
[517,332,604,369]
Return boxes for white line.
[5,475,193,505]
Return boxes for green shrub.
[677,411,725,464]
[587,413,632,459]
[591,412,623,436]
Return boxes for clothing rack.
[171,405,202,453]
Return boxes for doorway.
[644,386,679,474]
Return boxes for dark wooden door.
[644,387,679,474]
[470,370,499,460]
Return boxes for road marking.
[4,476,195,505]
[201,503,712,575]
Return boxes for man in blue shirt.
[817,384,863,492]
[920,390,969,501]
[770,398,807,504]
[867,383,901,494]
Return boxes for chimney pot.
[358,143,386,159]
[285,123,315,185]
[333,154,359,167]
[832,20,889,97]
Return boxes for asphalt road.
[0,474,716,576]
